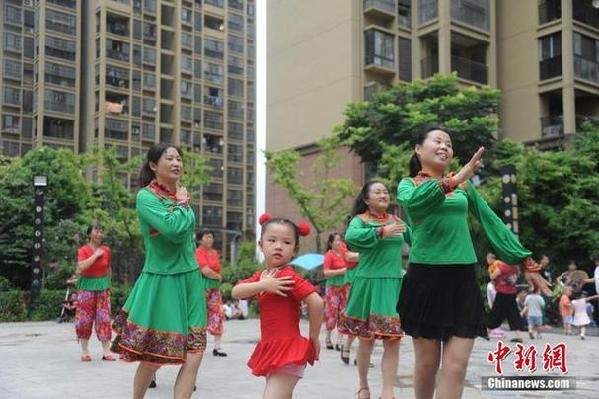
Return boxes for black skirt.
[397,263,487,341]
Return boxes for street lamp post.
[30,175,47,312]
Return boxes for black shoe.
[326,341,334,350]
[193,385,197,391]
[529,332,535,339]
[148,379,157,389]
[581,336,585,340]
[340,346,350,365]
[213,349,228,357]
[510,337,523,343]
[335,344,341,351]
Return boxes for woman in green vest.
[397,125,532,399]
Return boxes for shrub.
[29,289,65,321]
[0,290,27,322]
[0,276,14,292]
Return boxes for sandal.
[102,354,117,361]
[357,387,370,399]
[81,354,92,362]
[341,345,350,365]
[326,339,334,350]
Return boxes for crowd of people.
[63,130,598,399]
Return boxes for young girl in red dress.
[232,213,324,399]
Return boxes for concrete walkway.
[0,320,598,398]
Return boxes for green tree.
[336,74,501,170]
[266,138,357,252]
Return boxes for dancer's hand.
[259,269,295,296]
[93,248,104,258]
[176,185,190,203]
[453,146,485,186]
[381,222,406,238]
[311,336,321,360]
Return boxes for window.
[451,0,489,31]
[228,123,244,140]
[106,65,130,88]
[24,37,34,59]
[398,0,412,28]
[143,47,156,65]
[228,13,243,32]
[195,11,202,31]
[182,32,193,49]
[181,55,193,75]
[181,105,192,121]
[45,35,76,61]
[228,78,243,97]
[46,9,77,36]
[132,70,141,91]
[5,5,23,26]
[202,206,223,227]
[204,111,223,129]
[194,59,202,80]
[419,0,438,25]
[142,122,156,139]
[226,211,243,230]
[23,90,33,113]
[45,61,76,87]
[204,86,224,107]
[203,183,223,201]
[398,37,412,81]
[144,0,157,14]
[143,98,156,114]
[4,32,22,52]
[228,56,244,75]
[228,35,243,54]
[227,167,243,185]
[22,117,33,138]
[43,116,74,139]
[133,19,142,40]
[132,96,141,117]
[143,22,157,42]
[205,15,225,31]
[194,84,202,102]
[3,86,21,106]
[48,0,77,9]
[208,158,223,178]
[194,35,202,55]
[538,32,562,80]
[204,38,224,59]
[574,33,599,83]
[106,39,130,62]
[229,0,244,11]
[203,62,224,84]
[181,80,193,99]
[228,100,244,120]
[181,8,193,26]
[364,29,394,69]
[4,59,22,80]
[227,189,243,207]
[24,10,35,32]
[105,118,129,141]
[205,0,224,8]
[133,45,142,65]
[1,115,20,133]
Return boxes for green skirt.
[340,276,404,339]
[112,270,207,364]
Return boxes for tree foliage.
[336,73,501,168]
[0,145,211,289]
[266,138,357,252]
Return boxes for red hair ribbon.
[297,221,311,237]
[258,212,272,226]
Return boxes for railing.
[365,50,395,70]
[107,49,130,62]
[539,56,562,80]
[364,0,395,14]
[451,55,487,84]
[204,95,224,108]
[538,0,561,25]
[451,0,489,31]
[421,55,439,78]
[574,56,599,85]
[540,116,563,137]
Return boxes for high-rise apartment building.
[267,0,598,227]
[1,0,257,255]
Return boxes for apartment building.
[1,0,257,255]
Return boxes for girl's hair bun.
[258,212,273,226]
[297,221,311,237]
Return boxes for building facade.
[267,0,598,232]
[1,0,257,255]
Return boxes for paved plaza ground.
[1,319,598,398]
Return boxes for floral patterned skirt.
[324,284,348,332]
[340,277,404,340]
[205,288,224,336]
[112,270,207,365]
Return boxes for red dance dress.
[239,265,316,376]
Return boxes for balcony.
[540,115,563,138]
[452,55,487,84]
[363,0,396,22]
[419,0,438,25]
[47,0,76,9]
[451,0,489,31]
[539,56,562,81]
[573,1,599,29]
[105,118,129,141]
[106,39,130,63]
[398,0,412,29]
[106,66,130,89]
[105,92,129,116]
[204,95,224,108]
[364,29,396,76]
[43,117,74,139]
[574,56,599,85]
[107,14,130,37]
[538,0,561,25]
[421,55,439,78]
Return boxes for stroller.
[57,275,78,323]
